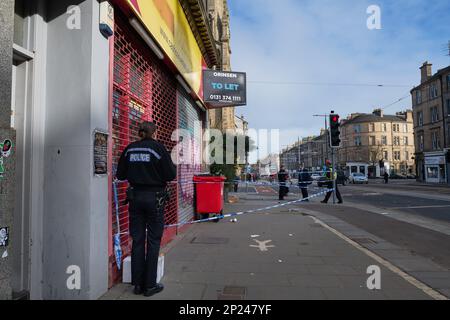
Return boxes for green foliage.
[209,132,256,190]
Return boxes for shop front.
[424,153,447,184]
[108,0,208,285]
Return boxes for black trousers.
[129,191,164,288]
[279,185,289,200]
[300,186,309,200]
[323,183,343,203]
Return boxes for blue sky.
[228,0,450,154]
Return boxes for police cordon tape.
[171,180,334,189]
[163,188,334,229]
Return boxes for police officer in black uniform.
[116,121,176,297]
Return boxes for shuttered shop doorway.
[109,14,178,285]
[177,89,204,229]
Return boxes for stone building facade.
[338,109,416,178]
[205,0,236,131]
[411,62,450,184]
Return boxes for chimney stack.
[373,109,384,117]
[420,61,433,83]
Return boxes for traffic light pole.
[332,147,336,205]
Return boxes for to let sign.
[203,70,247,108]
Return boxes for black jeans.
[129,191,164,288]
[323,183,343,203]
[279,185,289,200]
[300,186,309,200]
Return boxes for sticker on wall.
[0,139,13,179]
[93,131,108,176]
[0,227,9,247]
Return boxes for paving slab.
[102,193,442,300]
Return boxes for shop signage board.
[425,156,445,166]
[126,0,206,100]
[203,70,247,108]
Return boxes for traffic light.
[329,114,341,148]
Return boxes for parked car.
[349,173,369,184]
[406,174,417,180]
[337,171,348,186]
[317,176,328,188]
[390,173,407,179]
[317,171,348,187]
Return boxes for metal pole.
[325,116,330,164]
[332,148,336,205]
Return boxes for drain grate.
[218,286,247,300]
[190,237,229,245]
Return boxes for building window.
[370,136,376,146]
[394,151,401,161]
[403,136,409,146]
[405,151,409,162]
[383,151,388,160]
[394,136,400,146]
[432,131,441,150]
[369,123,375,132]
[427,167,439,179]
[381,136,387,145]
[354,125,361,133]
[382,123,387,132]
[418,134,424,152]
[393,124,401,132]
[415,90,422,105]
[429,83,438,99]
[355,136,362,146]
[417,112,424,127]
[431,106,439,123]
[403,124,408,133]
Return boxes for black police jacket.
[116,138,176,190]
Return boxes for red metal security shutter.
[110,14,178,284]
[177,88,204,229]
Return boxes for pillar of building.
[0,0,15,300]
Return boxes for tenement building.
[411,62,450,184]
[338,109,415,178]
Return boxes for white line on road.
[309,216,448,301]
[390,205,450,210]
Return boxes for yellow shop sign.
[127,0,205,99]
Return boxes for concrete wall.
[0,0,15,300]
[42,0,109,299]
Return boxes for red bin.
[193,175,226,216]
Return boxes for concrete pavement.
[102,190,442,300]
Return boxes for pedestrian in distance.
[278,166,289,201]
[233,175,240,192]
[116,121,177,297]
[321,160,343,204]
[298,168,312,201]
[384,172,389,184]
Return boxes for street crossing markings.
[309,216,449,301]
